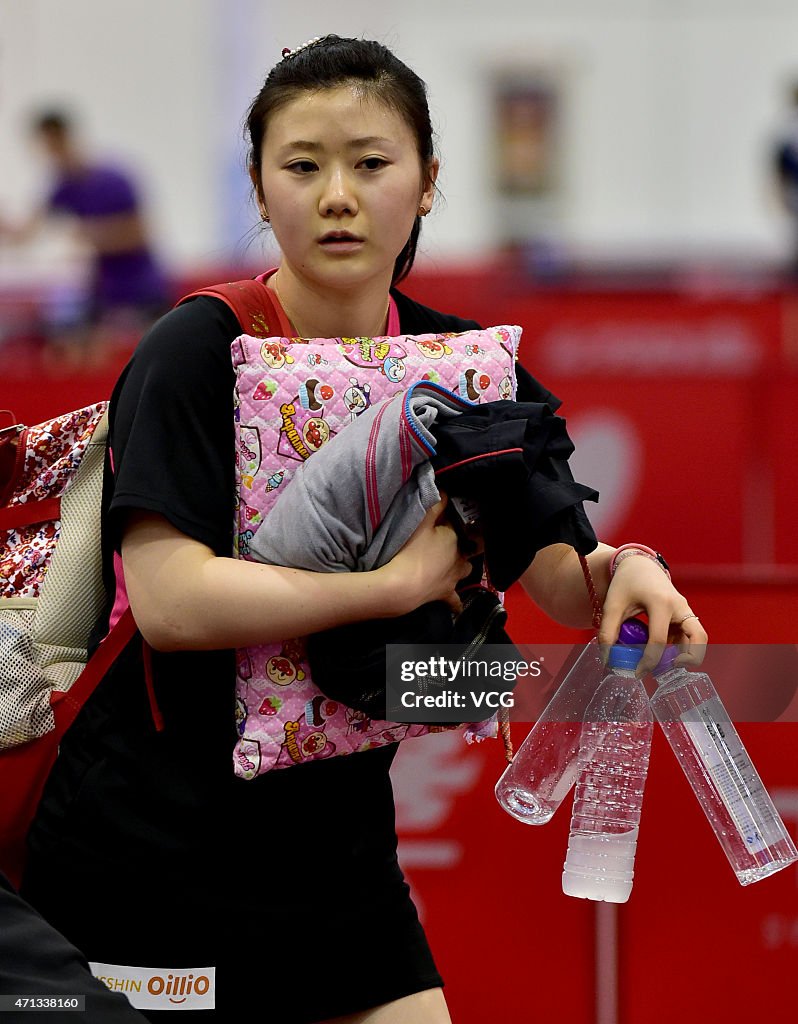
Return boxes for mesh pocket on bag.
[0,602,54,749]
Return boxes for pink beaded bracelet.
[609,543,671,579]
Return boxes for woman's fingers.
[427,494,449,524]
[674,613,708,667]
[637,607,671,677]
[390,499,476,613]
[599,602,709,676]
[599,554,710,675]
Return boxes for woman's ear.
[420,157,440,214]
[249,163,269,221]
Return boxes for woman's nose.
[319,168,358,217]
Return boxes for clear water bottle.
[562,641,653,903]
[495,619,648,825]
[650,646,798,885]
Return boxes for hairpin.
[281,36,324,61]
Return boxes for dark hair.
[31,109,72,137]
[245,35,436,285]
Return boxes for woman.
[22,35,707,1023]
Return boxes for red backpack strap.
[176,277,294,339]
[0,496,63,532]
[0,608,140,889]
[50,606,139,738]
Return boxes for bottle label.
[681,698,783,855]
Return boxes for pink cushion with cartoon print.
[231,325,521,778]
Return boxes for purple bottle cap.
[618,617,648,646]
[653,645,679,676]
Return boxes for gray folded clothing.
[248,382,471,572]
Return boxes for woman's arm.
[520,542,708,674]
[122,499,472,652]
[520,542,614,629]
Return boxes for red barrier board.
[393,700,798,1024]
[392,730,598,1024]
[534,376,753,565]
[770,372,798,564]
[0,340,129,426]
[621,723,798,1024]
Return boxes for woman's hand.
[598,553,708,676]
[381,497,474,615]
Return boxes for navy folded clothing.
[430,399,598,590]
[307,586,519,723]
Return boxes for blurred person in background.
[773,80,798,279]
[0,109,168,367]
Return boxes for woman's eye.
[288,160,317,174]
[360,157,387,170]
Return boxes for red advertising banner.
[500,289,790,569]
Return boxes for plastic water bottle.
[495,619,648,825]
[650,646,798,885]
[561,641,653,903]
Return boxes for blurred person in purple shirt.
[0,109,168,365]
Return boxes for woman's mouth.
[318,232,364,252]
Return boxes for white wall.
[2,0,798,273]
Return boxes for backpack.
[0,278,284,888]
[0,405,136,887]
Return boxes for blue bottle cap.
[608,643,645,671]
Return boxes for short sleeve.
[106,296,240,556]
[97,168,138,214]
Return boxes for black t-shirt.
[29,287,559,887]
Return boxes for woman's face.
[255,84,437,297]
